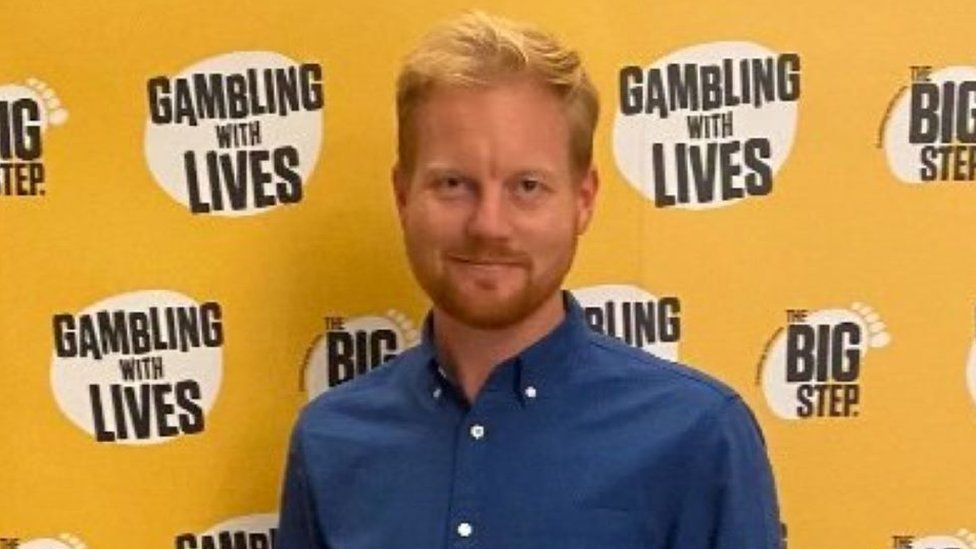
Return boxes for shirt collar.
[413,290,590,409]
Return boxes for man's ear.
[392,163,409,224]
[576,165,599,234]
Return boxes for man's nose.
[465,184,512,241]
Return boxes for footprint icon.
[0,77,68,154]
[25,77,69,127]
[385,309,420,346]
[849,302,891,349]
[19,533,87,549]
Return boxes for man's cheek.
[534,220,577,247]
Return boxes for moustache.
[445,246,530,267]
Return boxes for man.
[279,11,780,548]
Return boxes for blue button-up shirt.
[278,292,781,548]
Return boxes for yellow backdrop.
[2,1,975,547]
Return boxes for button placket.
[446,424,479,547]
[444,391,504,547]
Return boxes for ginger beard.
[404,229,579,330]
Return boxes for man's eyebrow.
[419,164,465,178]
[512,168,557,180]
[418,165,560,180]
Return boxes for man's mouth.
[447,255,525,267]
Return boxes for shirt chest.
[309,386,694,549]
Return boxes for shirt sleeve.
[670,395,782,549]
[277,417,330,549]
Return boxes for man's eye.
[516,178,543,194]
[435,176,467,192]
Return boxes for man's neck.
[432,291,565,404]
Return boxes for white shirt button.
[457,521,473,537]
[469,424,485,440]
[524,386,537,399]
[432,387,442,399]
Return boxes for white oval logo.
[760,304,889,420]
[50,290,223,444]
[883,66,976,183]
[0,78,68,198]
[614,41,800,209]
[572,284,681,360]
[144,51,324,216]
[304,311,419,400]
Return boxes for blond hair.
[395,11,599,176]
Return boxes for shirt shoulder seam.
[584,332,738,400]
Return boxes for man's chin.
[439,288,536,330]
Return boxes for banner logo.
[145,51,324,215]
[883,65,976,182]
[50,290,223,444]
[302,310,419,400]
[572,284,681,360]
[175,513,277,549]
[615,42,800,209]
[759,303,890,420]
[0,78,68,198]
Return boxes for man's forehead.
[395,75,581,183]
[413,84,569,150]
[414,76,565,116]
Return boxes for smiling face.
[394,77,598,329]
